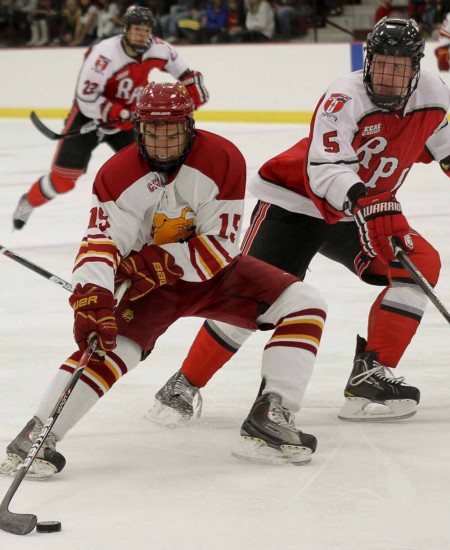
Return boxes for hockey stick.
[393,241,450,324]
[0,281,129,536]
[30,111,124,141]
[0,244,72,292]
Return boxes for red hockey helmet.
[134,82,195,172]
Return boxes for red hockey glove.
[69,284,117,352]
[116,245,184,301]
[435,46,450,71]
[352,191,413,265]
[179,70,209,109]
[101,101,133,130]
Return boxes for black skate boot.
[338,335,420,422]
[12,193,34,230]
[0,416,65,479]
[232,393,317,465]
[147,370,203,426]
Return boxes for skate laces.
[166,372,203,417]
[351,359,405,387]
[268,398,296,430]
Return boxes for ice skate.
[146,370,203,427]
[12,193,34,230]
[0,417,65,479]
[232,393,317,465]
[338,335,420,422]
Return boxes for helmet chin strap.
[122,36,148,56]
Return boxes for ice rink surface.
[0,118,449,549]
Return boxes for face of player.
[143,123,188,164]
[370,54,413,98]
[126,24,152,49]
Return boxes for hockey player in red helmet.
[0,82,327,477]
[12,5,209,231]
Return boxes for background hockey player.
[435,12,450,71]
[152,17,450,423]
[0,82,327,478]
[12,5,209,231]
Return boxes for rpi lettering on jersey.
[116,80,144,103]
[357,136,409,190]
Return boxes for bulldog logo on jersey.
[152,207,196,245]
[323,93,351,114]
[94,55,111,74]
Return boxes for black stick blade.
[29,111,61,140]
[0,508,37,535]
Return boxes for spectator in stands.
[57,0,81,45]
[176,1,206,43]
[273,0,312,41]
[374,0,393,22]
[159,0,191,41]
[96,0,122,39]
[0,0,15,45]
[26,0,57,47]
[200,0,229,43]
[435,11,450,70]
[231,0,274,42]
[71,0,98,45]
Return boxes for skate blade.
[0,453,57,480]
[338,397,418,422]
[231,436,313,466]
[144,401,193,428]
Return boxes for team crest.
[122,309,134,322]
[94,55,111,74]
[323,93,351,114]
[147,173,164,192]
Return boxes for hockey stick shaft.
[394,243,450,324]
[30,111,124,140]
[0,281,129,535]
[0,244,72,292]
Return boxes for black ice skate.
[232,393,317,465]
[0,416,65,479]
[338,335,420,422]
[147,370,203,426]
[12,193,34,230]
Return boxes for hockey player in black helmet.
[363,17,425,111]
[11,4,209,232]
[122,5,156,54]
[152,17,450,425]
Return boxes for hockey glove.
[352,191,413,265]
[116,245,184,301]
[179,70,209,109]
[69,284,117,352]
[435,46,450,71]
[101,101,133,131]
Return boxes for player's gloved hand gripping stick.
[30,111,129,141]
[0,251,129,535]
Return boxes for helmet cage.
[134,82,195,172]
[134,119,195,172]
[122,6,155,54]
[363,18,424,111]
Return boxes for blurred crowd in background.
[0,0,449,48]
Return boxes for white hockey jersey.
[72,130,246,293]
[251,68,450,224]
[75,35,194,121]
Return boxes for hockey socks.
[180,322,239,387]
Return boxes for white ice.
[0,119,449,550]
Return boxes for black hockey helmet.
[134,82,195,172]
[122,5,155,54]
[363,18,425,111]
